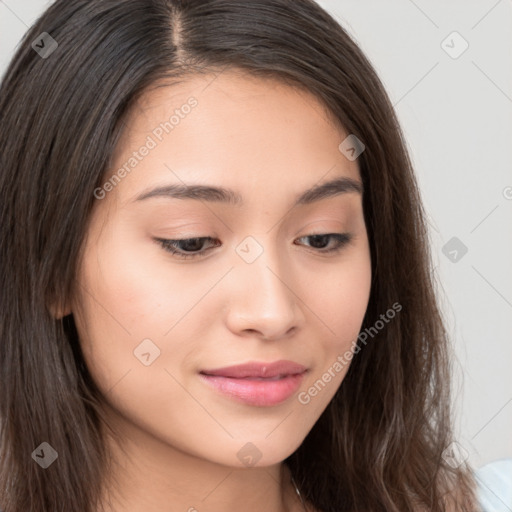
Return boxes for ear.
[47,298,72,319]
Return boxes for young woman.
[0,1,504,511]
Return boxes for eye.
[155,237,220,260]
[156,233,353,260]
[294,233,353,254]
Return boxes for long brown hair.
[0,1,480,511]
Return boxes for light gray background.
[1,0,511,470]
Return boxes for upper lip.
[200,360,307,379]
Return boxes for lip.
[199,360,308,407]
[200,360,307,379]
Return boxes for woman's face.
[71,70,372,468]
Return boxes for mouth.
[199,360,308,407]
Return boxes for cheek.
[71,235,161,391]
[294,250,371,412]
[72,227,222,395]
[305,245,372,348]
[76,228,205,337]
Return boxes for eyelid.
[155,236,220,260]
[155,232,353,260]
[295,233,353,253]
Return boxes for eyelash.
[155,233,353,260]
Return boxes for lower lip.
[199,372,306,407]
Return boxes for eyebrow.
[133,176,363,207]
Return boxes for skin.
[64,69,372,512]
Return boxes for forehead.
[107,69,361,206]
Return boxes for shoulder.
[474,457,512,512]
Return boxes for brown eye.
[295,233,352,253]
[156,237,220,259]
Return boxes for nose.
[224,245,305,341]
